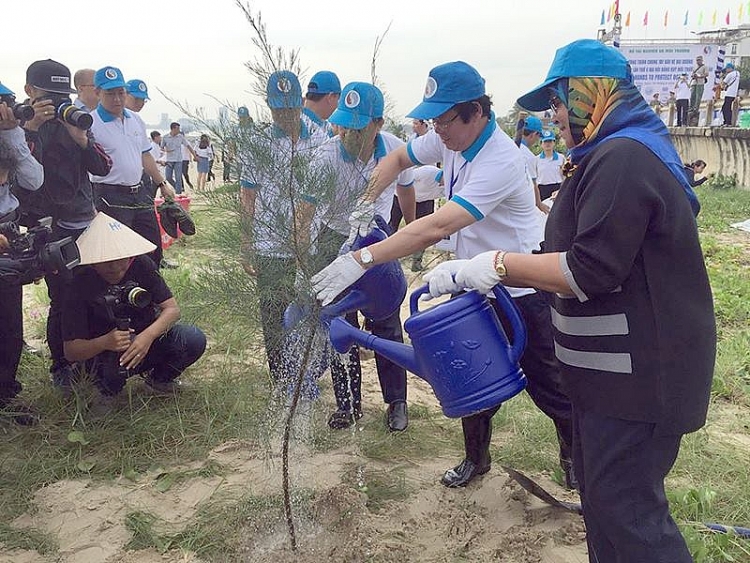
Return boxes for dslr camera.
[0,93,35,122]
[41,93,93,130]
[0,217,80,285]
[97,281,152,316]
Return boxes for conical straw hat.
[76,212,156,265]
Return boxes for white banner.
[619,43,722,101]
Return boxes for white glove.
[454,251,501,295]
[346,200,375,246]
[311,252,366,306]
[421,260,470,299]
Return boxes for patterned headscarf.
[556,76,700,216]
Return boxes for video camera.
[97,281,152,319]
[0,217,80,285]
[41,93,93,130]
[0,93,35,122]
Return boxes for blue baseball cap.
[125,79,149,100]
[95,66,127,90]
[0,81,13,96]
[266,71,302,109]
[307,71,341,95]
[725,62,735,70]
[329,82,384,130]
[517,39,631,111]
[237,106,250,117]
[524,115,543,134]
[407,61,486,120]
[540,129,556,142]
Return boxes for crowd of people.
[0,39,720,562]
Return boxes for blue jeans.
[165,161,183,194]
[93,324,206,395]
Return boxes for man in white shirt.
[312,62,573,488]
[302,70,340,138]
[72,68,97,112]
[517,115,548,214]
[721,63,740,126]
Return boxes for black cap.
[26,59,76,94]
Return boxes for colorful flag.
[726,10,731,24]
[607,3,612,21]
[614,0,620,16]
[740,4,744,22]
[684,10,689,26]
[712,10,717,26]
[625,11,631,26]
[644,10,649,26]
[600,9,605,25]
[698,11,704,25]
[664,10,669,27]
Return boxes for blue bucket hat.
[307,71,341,95]
[524,115,543,134]
[517,39,631,111]
[266,71,303,109]
[407,61,486,120]
[95,66,127,90]
[0,81,13,96]
[329,82,384,130]
[126,79,149,100]
[540,129,556,142]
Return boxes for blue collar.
[461,112,496,162]
[338,133,387,164]
[96,104,131,122]
[271,119,311,140]
[303,107,325,127]
[540,151,560,161]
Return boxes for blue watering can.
[284,223,407,329]
[328,284,527,418]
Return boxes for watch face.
[360,247,373,264]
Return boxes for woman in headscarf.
[421,39,716,562]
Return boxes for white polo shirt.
[537,151,565,185]
[407,121,538,297]
[240,120,327,257]
[519,141,538,182]
[314,131,415,236]
[89,105,151,186]
[302,107,335,138]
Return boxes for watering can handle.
[490,284,527,364]
[409,284,432,314]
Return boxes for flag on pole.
[600,9,605,25]
[608,4,613,21]
[625,11,631,26]
[664,10,669,27]
[684,10,689,26]
[644,11,649,26]
[698,11,703,25]
[614,0,620,15]
[712,10,717,26]
[726,10,731,24]
[740,4,744,22]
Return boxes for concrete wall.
[669,127,750,189]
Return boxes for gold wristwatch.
[493,251,507,279]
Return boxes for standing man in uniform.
[313,82,415,432]
[161,122,195,195]
[689,55,708,116]
[21,59,112,390]
[302,70,341,138]
[88,65,175,269]
[720,62,740,126]
[517,115,548,214]
[312,62,574,485]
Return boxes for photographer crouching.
[62,213,205,403]
[19,59,112,391]
[0,82,44,425]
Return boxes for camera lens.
[58,103,93,130]
[12,103,35,121]
[126,286,151,308]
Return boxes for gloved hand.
[454,251,501,294]
[346,200,375,246]
[421,259,470,299]
[311,252,366,306]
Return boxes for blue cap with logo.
[517,39,631,111]
[0,81,13,96]
[329,82,384,130]
[524,115,543,134]
[407,61,486,120]
[725,62,735,70]
[307,71,341,95]
[540,129,556,142]
[125,79,149,100]
[95,66,127,90]
[237,106,250,117]
[266,71,303,109]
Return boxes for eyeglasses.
[549,96,564,114]
[431,112,460,131]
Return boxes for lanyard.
[448,158,468,199]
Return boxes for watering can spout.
[328,318,423,377]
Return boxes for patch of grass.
[697,185,750,232]
[341,464,410,512]
[0,523,57,555]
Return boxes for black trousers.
[388,195,435,233]
[675,99,689,126]
[0,282,23,401]
[93,184,163,267]
[316,225,407,413]
[722,96,736,125]
[460,291,573,467]
[538,183,561,201]
[45,224,87,370]
[573,408,692,563]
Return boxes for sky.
[5,0,740,127]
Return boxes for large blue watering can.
[328,284,527,418]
